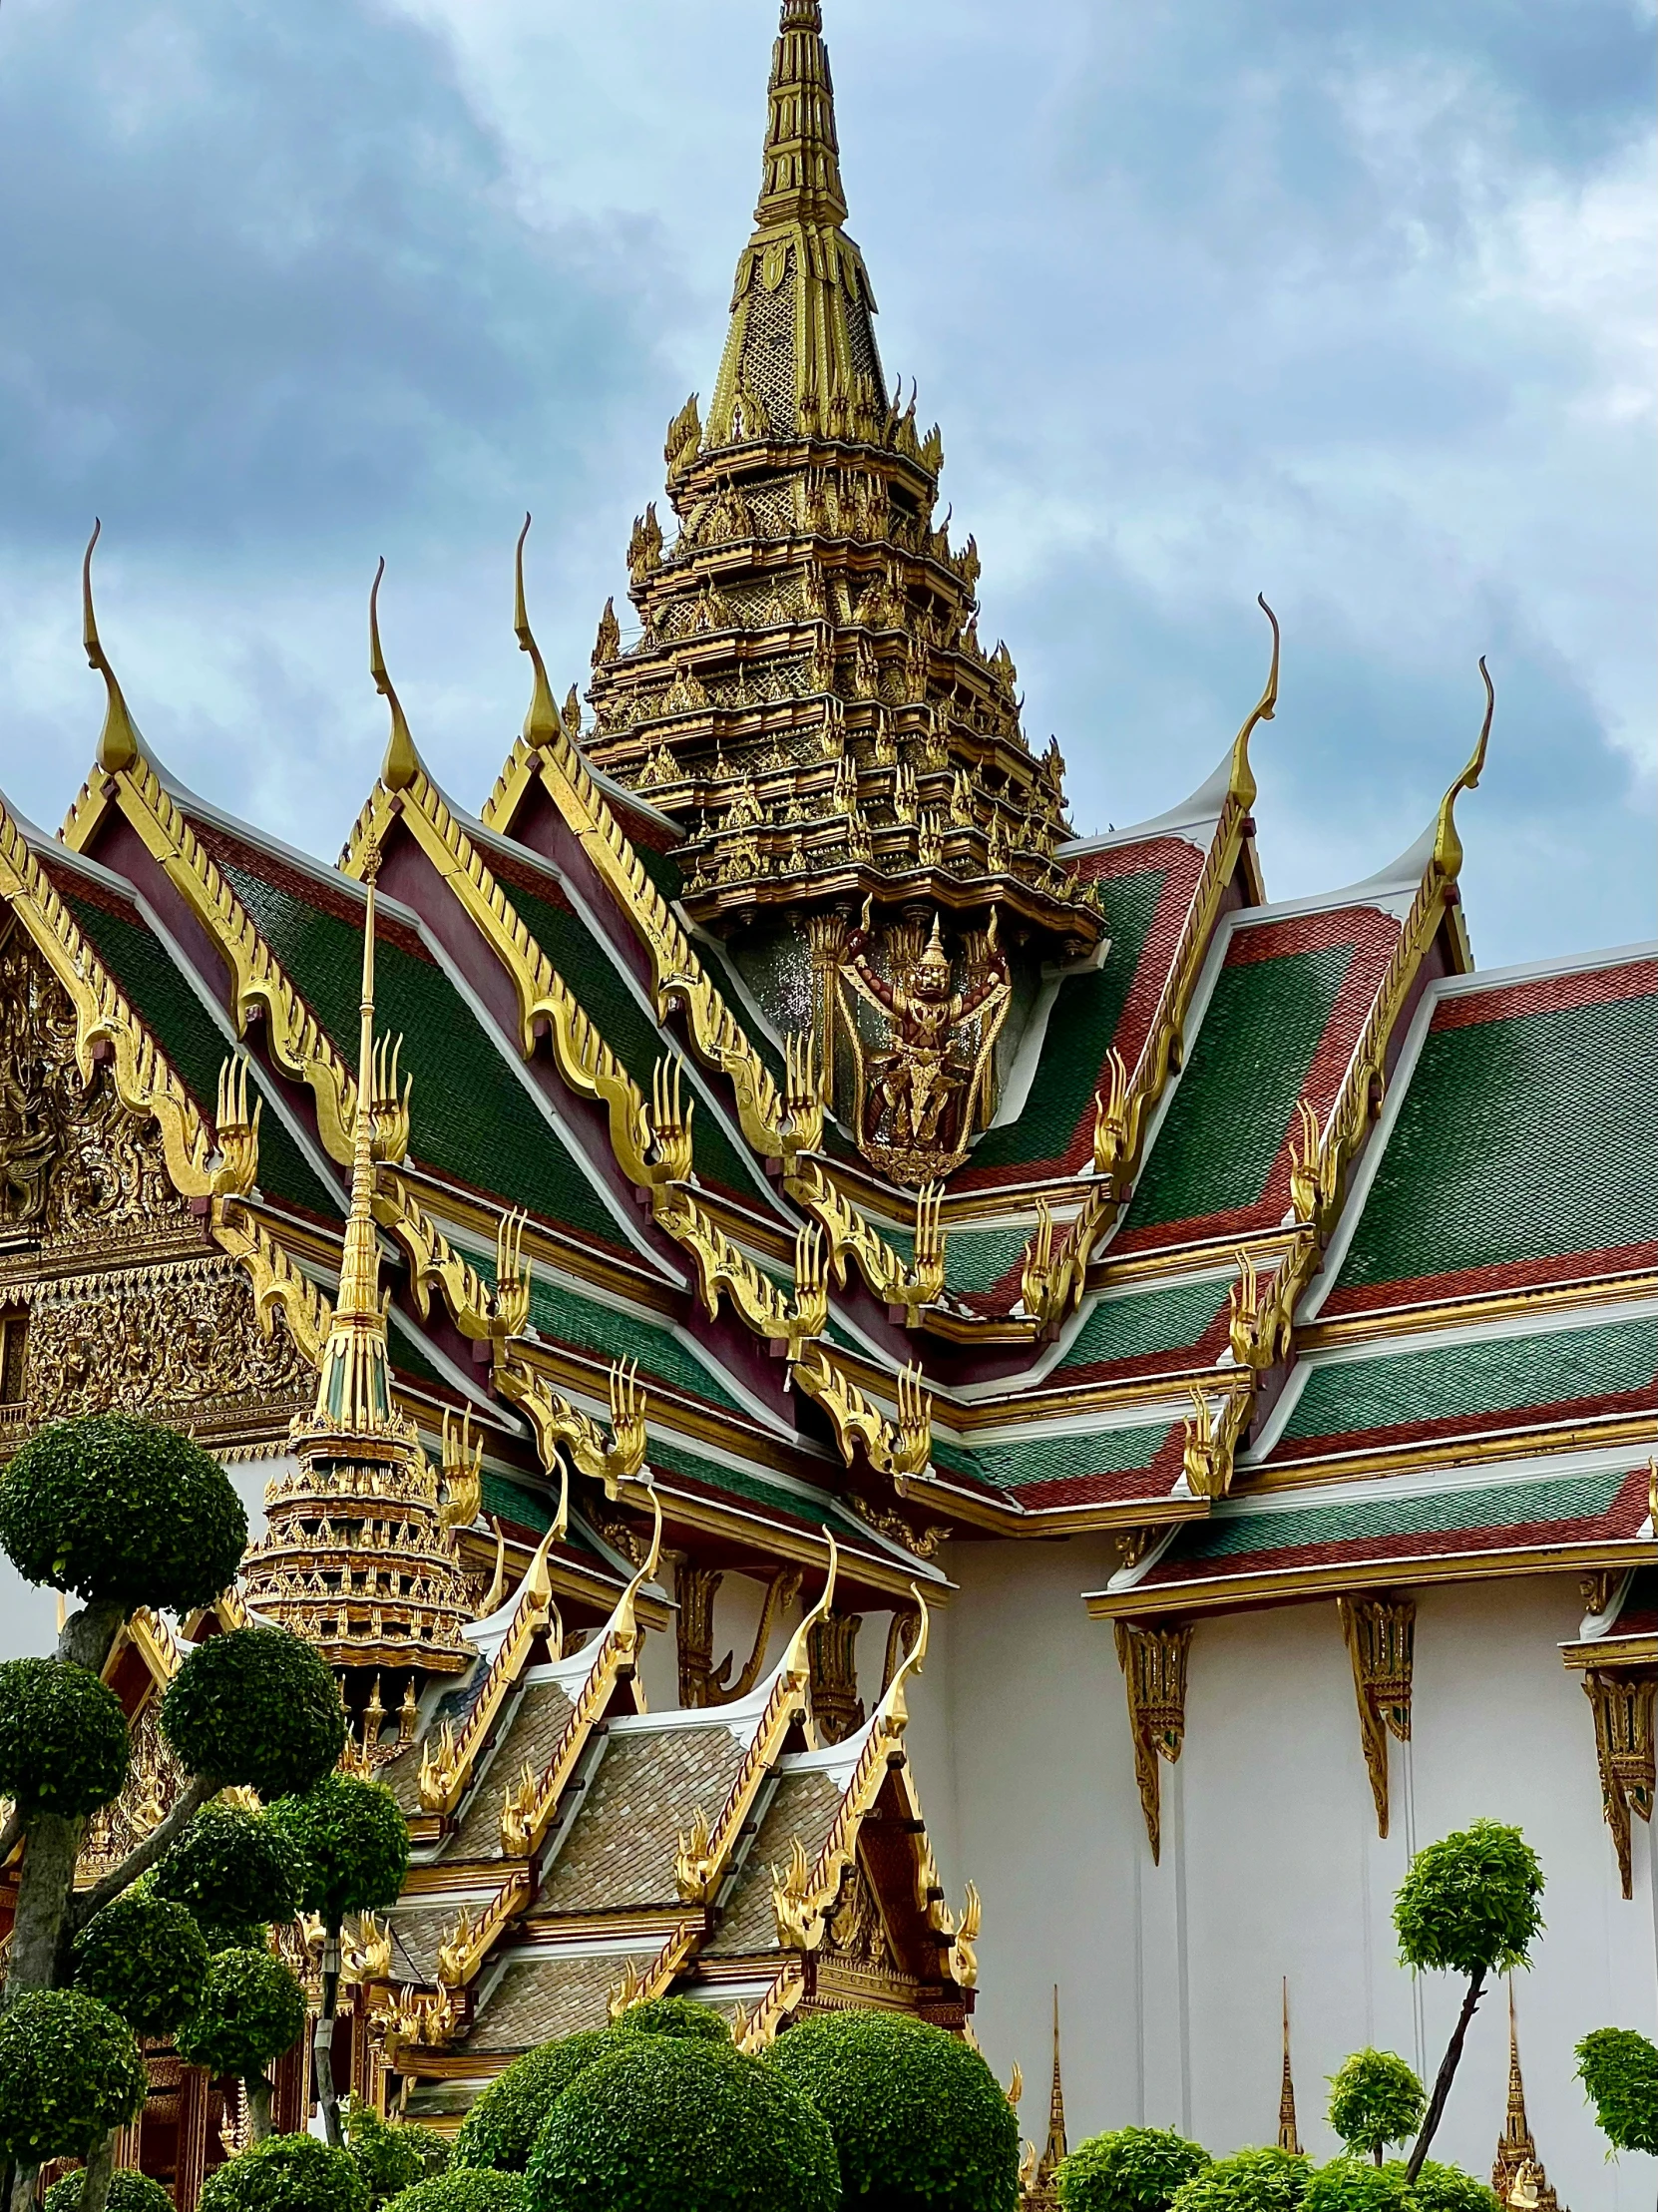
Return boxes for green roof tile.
[527,1276,745,1416]
[942,1225,1032,1297]
[970,868,1166,1171]
[644,1436,867,1544]
[933,1422,1176,1494]
[1055,1276,1230,1372]
[1285,1316,1658,1442]
[215,854,621,1247]
[1125,943,1353,1230]
[63,891,338,1221]
[1336,992,1658,1289]
[481,1470,558,1535]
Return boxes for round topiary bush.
[162,1626,345,1798]
[174,1948,307,2081]
[45,2171,175,2212]
[199,2133,369,2212]
[153,1804,304,1945]
[1390,2165,1498,2209]
[0,1989,148,2161]
[452,2028,633,2173]
[1576,2025,1658,2157]
[617,1995,730,2043]
[768,2008,1019,2212]
[75,1885,209,2037]
[348,2097,450,2204]
[1302,2162,1409,2211]
[387,2175,526,2212]
[527,2035,839,2212]
[266,1772,410,1927]
[0,1415,246,1611]
[1326,2052,1424,2165]
[1393,1824,1544,1983]
[1168,2148,1310,2210]
[1057,2125,1211,2212]
[0,1658,129,1815]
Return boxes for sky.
[0,0,1652,965]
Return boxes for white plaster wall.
[914,1542,1658,2207]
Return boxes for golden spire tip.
[81,518,142,775]
[513,512,562,747]
[369,558,421,793]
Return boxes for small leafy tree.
[1301,2161,1409,2210]
[1392,1824,1544,2181]
[152,1804,303,1949]
[1057,2125,1211,2211]
[197,2132,368,2212]
[265,1776,410,2146]
[1168,2147,1310,2209]
[526,2036,839,2212]
[346,2097,449,2204]
[1576,2026,1658,2158]
[0,1991,147,2207]
[1327,2052,1425,2167]
[767,2007,1019,2212]
[450,2028,633,2173]
[175,1948,308,2144]
[74,1888,209,2039]
[44,2176,173,2212]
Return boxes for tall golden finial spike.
[1040,1986,1067,2175]
[1277,1978,1302,2155]
[1228,594,1280,811]
[81,520,142,774]
[369,558,421,792]
[758,1,847,227]
[1433,657,1495,880]
[513,514,562,748]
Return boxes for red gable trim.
[1323,1245,1658,1318]
[1433,958,1658,1032]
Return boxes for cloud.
[0,0,1650,965]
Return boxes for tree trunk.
[8,2165,38,2212]
[245,2071,274,2144]
[77,2131,117,2212]
[313,1926,343,2147]
[1406,1967,1487,2182]
[57,1602,123,1678]
[6,1810,83,1998]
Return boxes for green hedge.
[767,2009,1019,2212]
[1303,2163,1409,2211]
[0,1990,148,2162]
[0,1658,129,1815]
[1058,2125,1211,2211]
[198,2133,369,2212]
[1168,2148,1310,2210]
[0,1414,246,1611]
[387,2175,526,2212]
[162,1626,345,1798]
[1395,2165,1499,2209]
[175,1948,307,2080]
[526,2036,839,2212]
[452,2029,634,2174]
[45,2172,174,2212]
[348,2097,450,2203]
[75,1886,209,2037]
[153,1803,303,1945]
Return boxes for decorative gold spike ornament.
[1339,1595,1416,1839]
[1115,1619,1193,1863]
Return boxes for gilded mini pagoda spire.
[1277,1979,1303,2156]
[1491,1982,1563,2211]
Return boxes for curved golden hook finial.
[614,1478,665,1641]
[369,557,420,793]
[780,1530,840,1681]
[1227,593,1280,810]
[513,513,562,747]
[81,520,142,774]
[549,1443,571,1548]
[877,1582,931,1729]
[1433,656,1495,881]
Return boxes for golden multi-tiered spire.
[1277,1979,1303,2155]
[1021,1988,1068,2209]
[1491,1983,1564,2210]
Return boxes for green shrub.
[1057,2126,1211,2212]
[162,1626,345,1798]
[0,1414,246,1611]
[0,1990,148,2161]
[199,2133,369,2212]
[266,1772,410,1927]
[153,1804,304,1945]
[174,1948,307,2081]
[452,2028,633,2173]
[527,2035,839,2212]
[767,2007,1017,2212]
[0,1658,129,1815]
[348,2096,450,2203]
[1394,2163,1498,2208]
[1302,2162,1409,2210]
[1169,2147,1310,2210]
[1576,2025,1658,2156]
[44,2172,174,2212]
[1327,2052,1425,2164]
[617,1995,730,2043]
[1393,1824,1544,1981]
[387,2175,525,2212]
[75,1885,209,2036]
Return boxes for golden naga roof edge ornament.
[1432,656,1495,882]
[513,512,563,748]
[81,519,143,776]
[369,556,423,793]
[1227,593,1280,812]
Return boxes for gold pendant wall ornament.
[1582,1667,1656,1900]
[1338,1594,1416,1839]
[806,1611,865,1744]
[1114,1619,1193,1865]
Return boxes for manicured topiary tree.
[1167,2147,1310,2209]
[527,2035,839,2212]
[1057,2125,1211,2212]
[44,2172,175,2212]
[152,1804,303,1949]
[387,2175,525,2212]
[451,2028,632,2174]
[0,1991,147,2195]
[1392,1824,1544,2180]
[161,1626,347,1806]
[617,1995,730,2043]
[1301,2160,1409,2210]
[1394,2163,1499,2209]
[265,1774,410,2145]
[175,1947,308,2143]
[1576,2025,1658,2158]
[1327,2052,1426,2168]
[346,2096,450,2203]
[768,2007,1019,2212]
[197,2132,369,2212]
[74,1886,209,2038]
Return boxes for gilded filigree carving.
[1114,1619,1193,1866]
[824,1860,889,1968]
[1338,1595,1416,1839]
[1583,1667,1656,1901]
[80,1694,186,1881]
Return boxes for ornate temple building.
[0,2,1652,2200]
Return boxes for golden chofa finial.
[513,513,562,747]
[1433,657,1495,880]
[81,520,142,775]
[369,557,421,793]
[1227,593,1280,811]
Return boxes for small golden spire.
[1433,657,1494,880]
[513,514,562,747]
[1040,1987,1067,2176]
[81,520,142,774]
[1228,594,1280,811]
[1277,1979,1303,2155]
[369,558,421,792]
[1492,1981,1562,2209]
